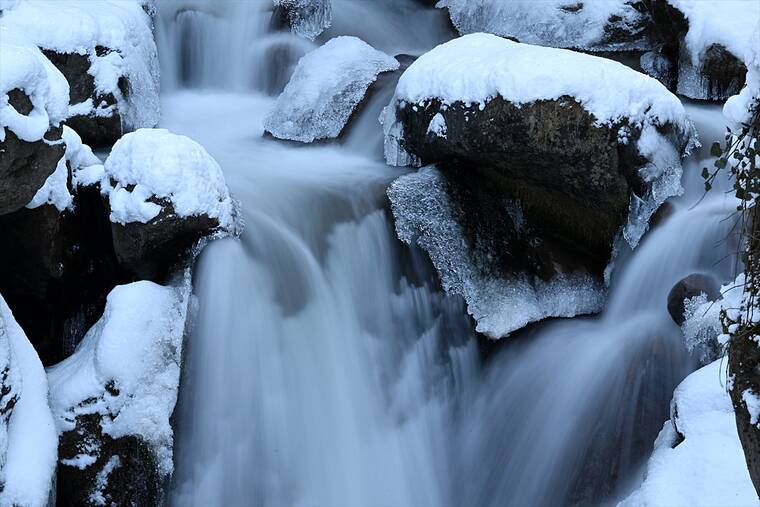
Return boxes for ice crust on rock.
[264,36,398,143]
[0,295,57,507]
[26,126,104,212]
[102,128,236,230]
[274,0,332,41]
[47,279,192,477]
[383,33,693,250]
[388,166,605,338]
[0,26,69,143]
[436,0,650,52]
[1,0,160,132]
[620,359,757,507]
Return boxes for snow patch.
[2,0,160,132]
[388,166,605,338]
[426,112,447,139]
[0,26,69,143]
[103,128,236,230]
[0,296,57,507]
[620,359,757,507]
[265,36,398,142]
[47,278,193,477]
[437,0,650,52]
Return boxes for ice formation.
[264,36,398,142]
[679,274,747,362]
[436,0,650,52]
[0,26,69,143]
[388,166,605,339]
[1,0,160,132]
[274,0,332,41]
[0,296,57,507]
[620,359,757,506]
[46,279,192,477]
[383,33,693,249]
[103,129,236,230]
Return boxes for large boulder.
[0,295,57,507]
[384,33,693,338]
[0,27,69,215]
[101,128,239,280]
[264,36,398,143]
[47,281,190,507]
[2,0,160,146]
[436,0,652,53]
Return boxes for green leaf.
[701,167,710,179]
[710,142,722,157]
[705,181,712,191]
[715,158,727,169]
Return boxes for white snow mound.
[103,128,236,229]
[1,0,160,131]
[46,279,192,477]
[264,36,398,143]
[0,295,57,507]
[437,0,650,52]
[620,359,757,507]
[0,26,69,143]
[26,126,104,212]
[388,33,687,128]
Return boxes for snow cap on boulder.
[103,128,236,231]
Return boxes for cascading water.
[156,2,740,505]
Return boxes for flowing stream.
[155,2,740,505]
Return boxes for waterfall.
[155,2,739,505]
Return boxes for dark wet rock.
[42,49,127,147]
[110,202,220,281]
[0,90,65,216]
[393,96,662,274]
[56,414,160,507]
[0,187,129,365]
[667,273,721,326]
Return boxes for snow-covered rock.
[264,36,398,143]
[0,295,57,507]
[1,0,160,145]
[272,0,332,41]
[646,0,759,100]
[436,0,651,52]
[0,26,69,215]
[102,128,238,279]
[48,279,192,506]
[620,359,757,507]
[388,166,606,338]
[383,34,693,337]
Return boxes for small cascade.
[154,3,740,506]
